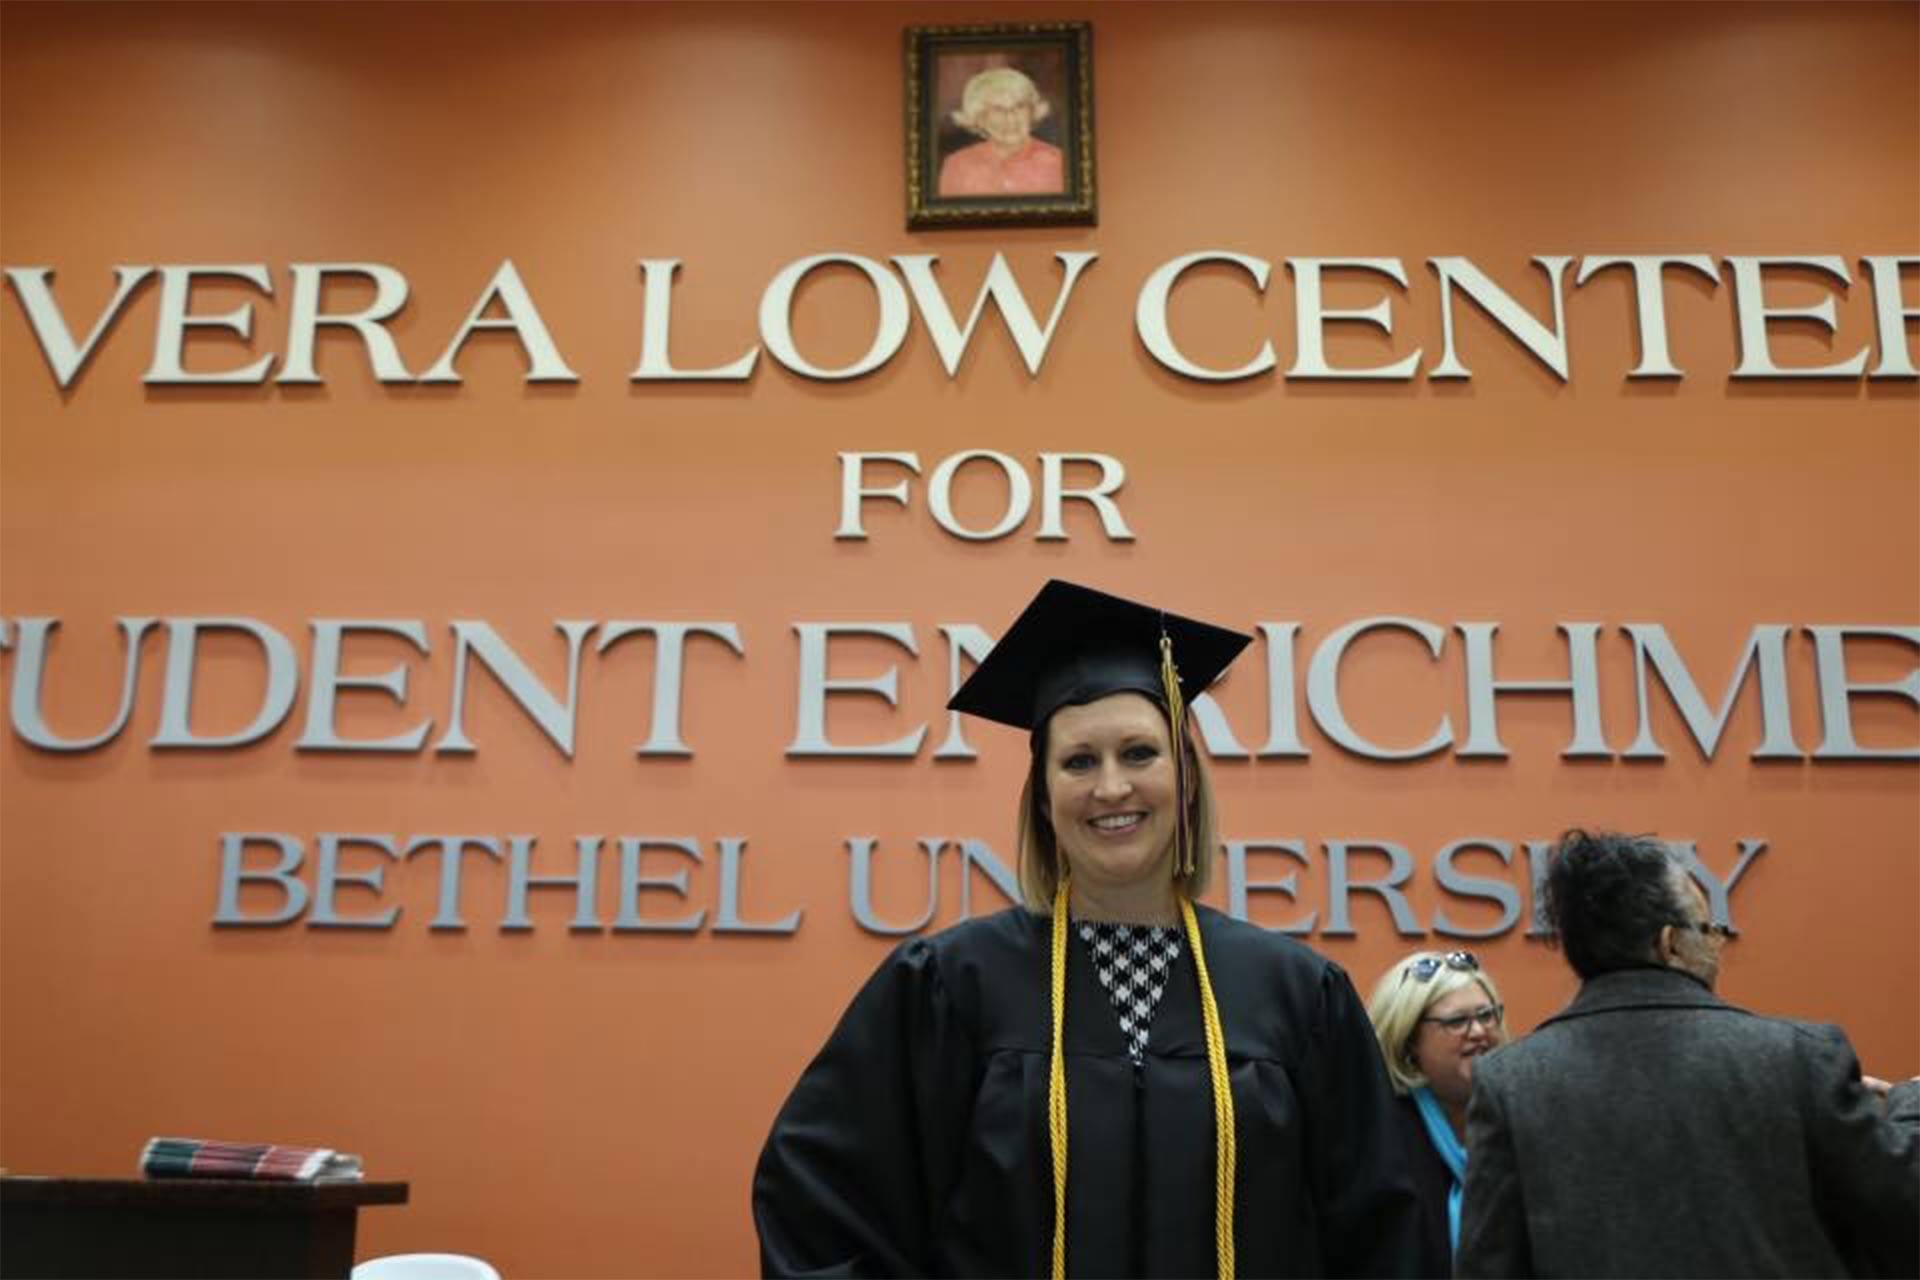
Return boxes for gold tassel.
[1158,630,1193,878]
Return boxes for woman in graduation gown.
[753,581,1425,1279]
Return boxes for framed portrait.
[905,21,1096,230]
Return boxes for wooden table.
[0,1176,409,1279]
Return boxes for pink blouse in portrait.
[937,138,1066,197]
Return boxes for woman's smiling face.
[1044,693,1178,894]
[1409,980,1505,1106]
[976,90,1036,150]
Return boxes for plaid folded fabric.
[140,1136,363,1182]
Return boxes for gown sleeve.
[1296,963,1430,1278]
[752,937,977,1279]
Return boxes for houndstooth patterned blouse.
[1075,920,1185,1066]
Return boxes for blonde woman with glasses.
[1366,950,1508,1275]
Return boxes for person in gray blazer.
[1457,830,1919,1279]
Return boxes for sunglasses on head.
[1401,950,1480,984]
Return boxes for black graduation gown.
[752,905,1426,1278]
[1388,1093,1457,1277]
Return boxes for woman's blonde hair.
[1015,702,1218,909]
[952,66,1052,134]
[1365,952,1505,1095]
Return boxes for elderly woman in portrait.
[938,66,1066,197]
[754,580,1424,1278]
[1366,950,1509,1275]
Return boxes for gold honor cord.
[1045,881,1238,1280]
[1048,877,1072,1280]
[1181,893,1238,1280]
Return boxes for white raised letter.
[144,265,276,384]
[279,264,414,384]
[1256,623,1309,759]
[1862,255,1919,378]
[892,252,1097,377]
[595,621,745,755]
[759,254,909,380]
[1306,618,1453,759]
[8,617,155,751]
[436,621,596,757]
[1574,255,1719,378]
[788,623,925,757]
[421,259,578,384]
[296,620,433,752]
[1457,623,1610,758]
[1285,258,1421,380]
[311,834,401,929]
[1428,256,1573,381]
[1623,624,1801,759]
[1135,251,1277,381]
[1808,626,1920,759]
[934,623,995,759]
[151,618,299,747]
[836,452,921,540]
[928,450,1031,540]
[4,266,153,388]
[1727,256,1869,378]
[1037,453,1132,541]
[213,834,309,926]
[629,259,759,381]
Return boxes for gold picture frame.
[905,21,1096,230]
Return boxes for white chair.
[352,1254,502,1280]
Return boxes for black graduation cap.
[947,579,1253,733]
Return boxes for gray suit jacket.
[1457,967,1919,1279]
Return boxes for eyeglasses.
[1420,1004,1505,1036]
[1401,951,1479,984]
[1675,920,1735,940]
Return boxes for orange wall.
[2,4,1916,1276]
